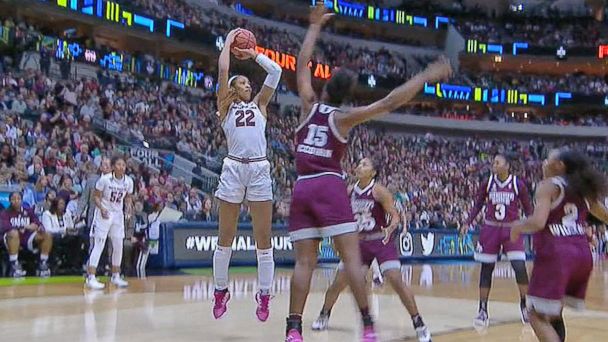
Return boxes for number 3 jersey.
[467,174,533,226]
[95,173,134,214]
[223,101,267,159]
[350,180,387,234]
[294,103,347,177]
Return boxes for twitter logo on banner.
[421,232,435,256]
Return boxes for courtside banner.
[158,223,533,268]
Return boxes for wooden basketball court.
[0,259,606,341]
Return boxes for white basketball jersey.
[222,101,267,158]
[95,173,134,213]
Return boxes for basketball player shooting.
[460,154,533,327]
[213,28,282,322]
[285,4,452,342]
[510,149,608,342]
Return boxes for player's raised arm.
[334,57,452,135]
[297,3,333,118]
[233,48,282,118]
[217,29,240,120]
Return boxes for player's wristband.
[255,53,282,89]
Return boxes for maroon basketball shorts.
[338,236,400,274]
[474,224,525,263]
[2,229,38,252]
[527,243,593,316]
[288,174,357,242]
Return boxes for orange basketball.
[232,29,256,60]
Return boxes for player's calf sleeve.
[510,260,529,285]
[213,246,232,290]
[111,237,124,268]
[256,247,274,292]
[88,236,107,268]
[551,317,566,342]
[479,262,495,289]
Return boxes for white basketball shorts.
[91,209,125,240]
[215,158,273,204]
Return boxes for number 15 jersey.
[95,173,134,214]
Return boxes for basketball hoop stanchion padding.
[154,223,534,268]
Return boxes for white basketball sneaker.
[86,276,105,290]
[111,274,129,288]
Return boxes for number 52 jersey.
[95,173,134,214]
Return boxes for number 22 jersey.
[95,173,134,214]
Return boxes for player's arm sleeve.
[518,179,534,217]
[466,181,487,226]
[253,54,282,114]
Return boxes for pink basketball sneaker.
[361,326,377,342]
[213,289,230,319]
[255,291,271,322]
[285,329,303,342]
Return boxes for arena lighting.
[599,45,608,59]
[367,75,377,88]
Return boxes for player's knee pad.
[479,262,495,289]
[510,260,529,285]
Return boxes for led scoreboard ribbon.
[39,0,184,37]
[50,36,213,89]
[310,0,450,29]
[424,83,607,107]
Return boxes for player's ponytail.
[559,149,608,203]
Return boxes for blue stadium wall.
[149,223,534,268]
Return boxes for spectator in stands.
[0,143,15,167]
[0,192,53,277]
[41,197,75,235]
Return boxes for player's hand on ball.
[232,47,258,60]
[310,2,335,26]
[225,29,240,48]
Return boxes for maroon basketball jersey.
[351,180,387,234]
[468,174,533,225]
[294,103,348,177]
[0,207,41,234]
[534,177,590,256]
